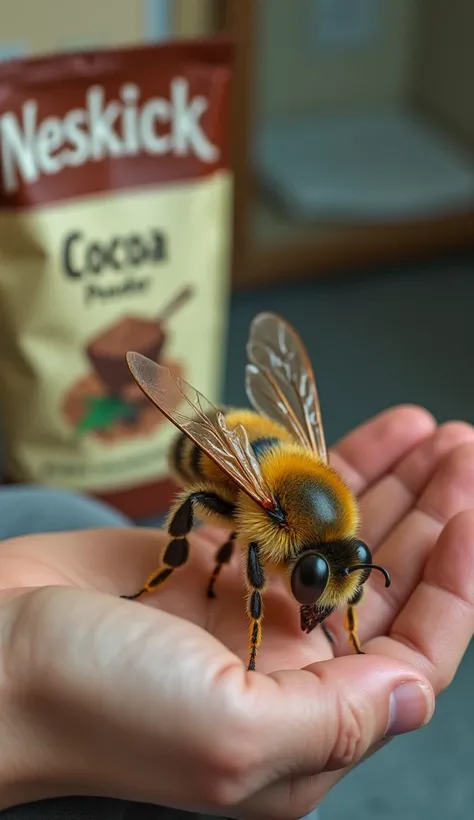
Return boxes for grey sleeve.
[0,798,204,820]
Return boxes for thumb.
[234,656,435,820]
[262,654,434,777]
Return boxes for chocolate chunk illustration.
[86,285,194,396]
[87,315,165,396]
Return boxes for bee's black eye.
[291,553,329,606]
[354,540,372,565]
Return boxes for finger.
[329,405,436,495]
[368,442,474,633]
[357,421,474,547]
[365,508,474,693]
[329,441,474,651]
[231,655,434,820]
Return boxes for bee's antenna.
[345,564,391,588]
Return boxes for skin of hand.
[0,406,474,820]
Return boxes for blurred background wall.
[0,0,144,53]
[413,0,474,152]
[0,0,213,54]
[257,0,419,120]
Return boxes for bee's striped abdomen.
[169,406,229,486]
[169,414,287,488]
[169,431,199,484]
[190,441,203,478]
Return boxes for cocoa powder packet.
[0,38,233,518]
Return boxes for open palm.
[1,405,474,819]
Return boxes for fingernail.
[386,682,434,737]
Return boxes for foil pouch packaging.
[0,38,233,518]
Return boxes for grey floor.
[223,252,474,820]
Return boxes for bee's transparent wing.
[245,312,328,463]
[126,352,277,510]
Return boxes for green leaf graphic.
[77,395,139,434]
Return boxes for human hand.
[0,406,473,819]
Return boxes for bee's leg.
[344,587,365,655]
[120,490,235,600]
[245,541,265,672]
[207,531,237,599]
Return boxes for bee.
[121,311,391,671]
